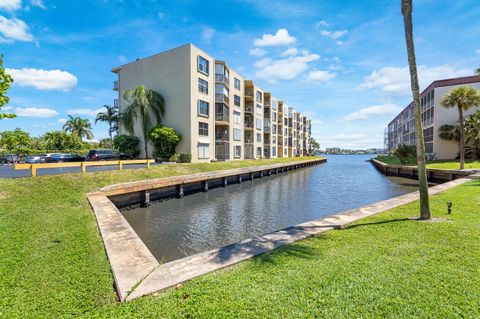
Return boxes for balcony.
[113,80,118,91]
[215,113,229,124]
[215,93,229,105]
[215,74,229,87]
[215,131,229,142]
[245,89,254,99]
[244,121,254,129]
[215,141,230,161]
[264,126,270,133]
[245,105,253,113]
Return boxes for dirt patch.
[0,192,8,200]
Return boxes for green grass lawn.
[375,155,480,170]
[1,156,479,318]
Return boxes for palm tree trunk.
[402,0,431,220]
[109,123,113,149]
[458,106,465,169]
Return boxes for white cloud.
[280,47,298,56]
[307,70,336,82]
[249,48,267,57]
[57,118,67,124]
[14,107,59,118]
[201,26,215,44]
[67,107,104,117]
[320,29,348,40]
[343,103,402,121]
[31,0,46,9]
[254,28,296,47]
[2,105,13,111]
[6,68,77,91]
[315,20,329,28]
[0,16,34,42]
[357,65,471,96]
[118,55,127,63]
[255,51,320,83]
[254,58,272,68]
[0,0,21,11]
[476,49,480,55]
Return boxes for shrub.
[113,134,140,158]
[168,153,180,162]
[393,144,417,164]
[179,153,191,163]
[149,125,182,160]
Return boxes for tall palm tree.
[475,68,480,75]
[63,115,94,142]
[440,87,480,169]
[95,105,119,148]
[122,85,165,158]
[401,0,430,220]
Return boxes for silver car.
[26,155,46,164]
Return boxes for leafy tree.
[113,134,140,158]
[393,144,417,164]
[149,125,182,159]
[309,137,320,153]
[465,111,480,156]
[63,115,94,142]
[98,138,112,148]
[476,68,480,75]
[0,128,31,151]
[0,54,15,119]
[40,131,83,150]
[95,105,120,147]
[122,85,165,158]
[440,86,480,169]
[401,0,430,219]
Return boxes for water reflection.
[122,155,419,262]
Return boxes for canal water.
[122,155,419,262]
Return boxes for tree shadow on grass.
[253,238,326,266]
[341,218,414,230]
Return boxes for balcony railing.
[215,113,229,123]
[245,105,253,113]
[215,142,230,161]
[215,132,229,141]
[113,80,118,91]
[245,121,254,128]
[245,90,254,98]
[215,74,229,86]
[215,93,229,105]
[264,126,270,133]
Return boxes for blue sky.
[1,0,479,148]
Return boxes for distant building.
[386,75,480,159]
[111,44,312,162]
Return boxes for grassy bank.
[376,155,480,170]
[1,156,479,318]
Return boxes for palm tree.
[475,68,480,75]
[122,85,165,158]
[95,105,119,148]
[63,115,94,142]
[401,0,430,220]
[440,87,480,169]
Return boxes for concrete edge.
[126,174,479,301]
[371,158,479,175]
[86,192,160,301]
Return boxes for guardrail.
[14,159,155,177]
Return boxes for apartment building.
[386,75,480,159]
[112,44,313,162]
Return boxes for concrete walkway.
[87,162,479,302]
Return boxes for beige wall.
[115,44,192,159]
[433,82,480,159]
[229,69,244,160]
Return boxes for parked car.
[86,149,132,161]
[1,154,18,164]
[26,155,47,164]
[46,153,85,163]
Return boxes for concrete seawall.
[370,158,476,183]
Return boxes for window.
[234,95,241,107]
[234,78,241,90]
[198,122,209,136]
[256,133,262,142]
[272,100,277,110]
[272,147,277,157]
[198,56,209,75]
[272,112,277,121]
[198,78,208,94]
[233,128,241,141]
[233,111,241,124]
[234,145,241,158]
[198,143,209,159]
[256,104,262,115]
[256,90,262,102]
[198,100,209,117]
[272,124,277,134]
[256,147,262,157]
[256,119,262,130]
